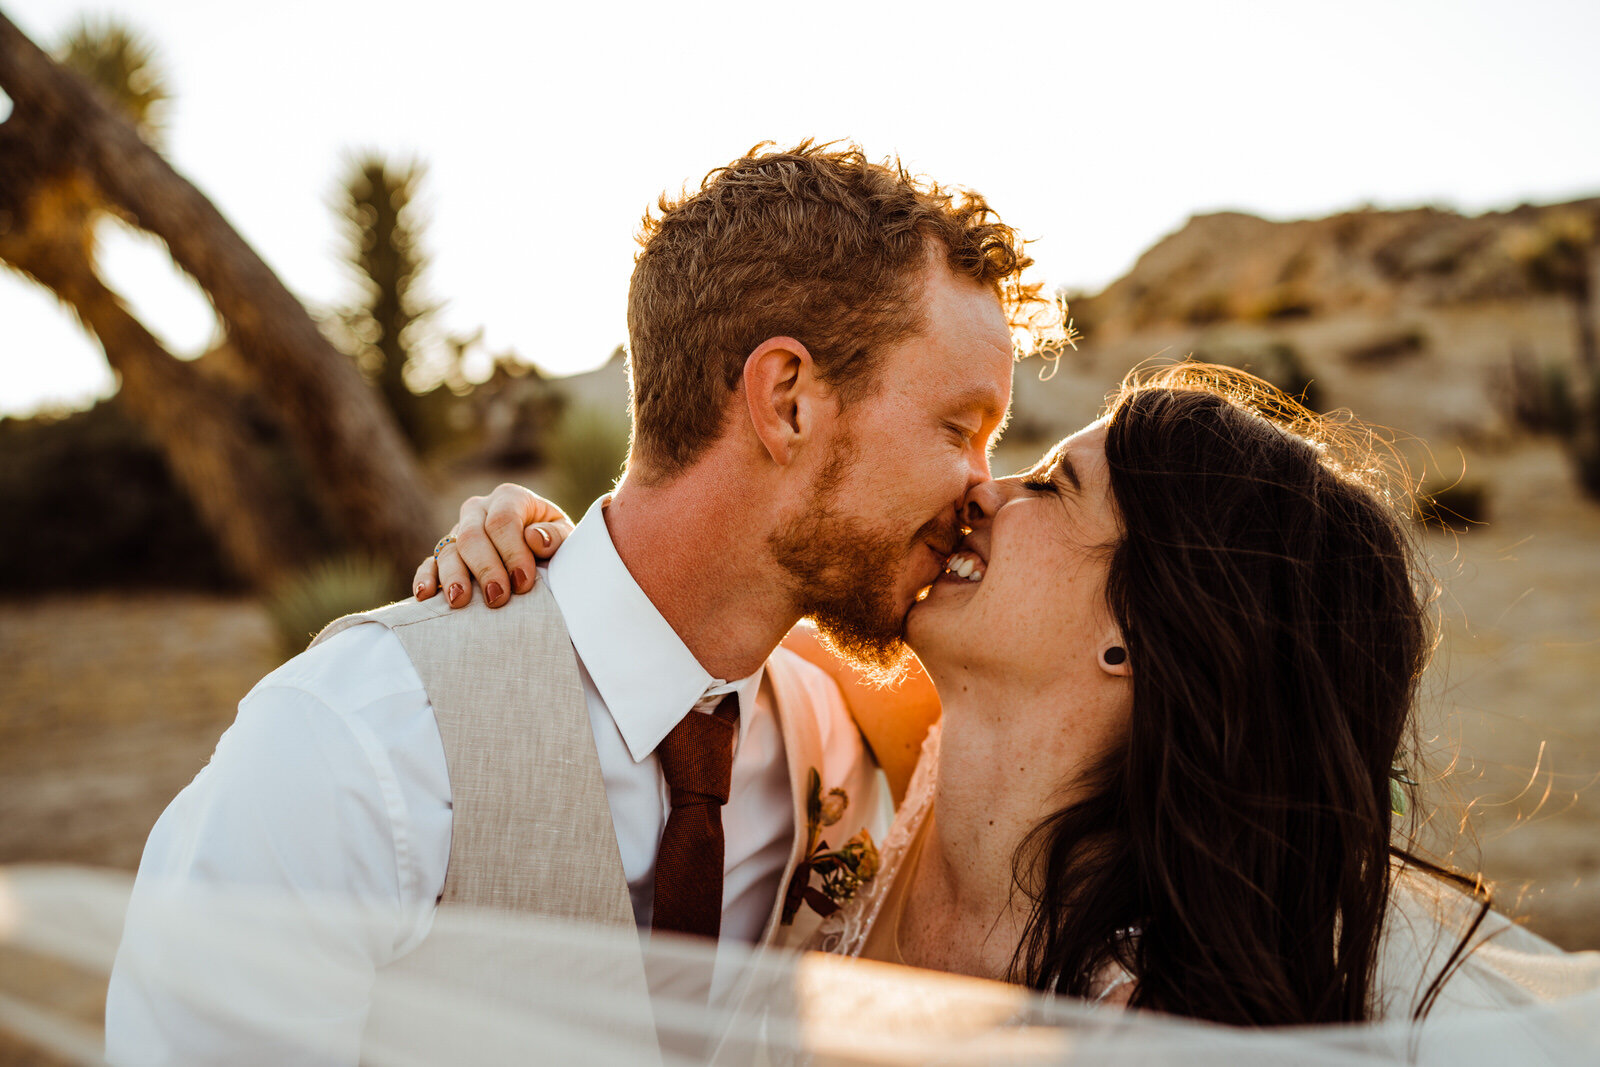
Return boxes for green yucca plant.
[263,555,401,656]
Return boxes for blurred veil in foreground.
[3,865,1600,1066]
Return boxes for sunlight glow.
[0,278,117,416]
[1,0,1596,416]
[93,218,220,358]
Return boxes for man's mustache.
[912,514,963,558]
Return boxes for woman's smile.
[941,547,986,583]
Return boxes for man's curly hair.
[626,140,1041,479]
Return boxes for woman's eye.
[1021,465,1061,492]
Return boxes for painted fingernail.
[536,526,552,547]
[486,581,504,604]
[448,583,464,605]
[512,567,527,590]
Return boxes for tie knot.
[656,693,739,807]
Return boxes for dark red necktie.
[650,693,739,940]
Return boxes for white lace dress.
[806,723,1133,1001]
[807,723,942,960]
[807,723,1583,1019]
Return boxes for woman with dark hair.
[806,362,1510,1025]
[426,362,1552,1027]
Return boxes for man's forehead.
[918,264,1013,366]
[892,268,1015,414]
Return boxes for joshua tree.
[0,18,313,583]
[0,11,437,577]
[336,154,435,450]
[55,19,169,140]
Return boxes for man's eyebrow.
[947,387,1006,423]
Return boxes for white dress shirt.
[106,497,802,1064]
[545,497,794,942]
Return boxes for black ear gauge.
[1103,646,1127,666]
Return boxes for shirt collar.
[543,496,764,763]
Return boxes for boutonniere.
[782,768,880,925]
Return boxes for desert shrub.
[262,554,400,655]
[1498,353,1577,436]
[1414,481,1489,532]
[546,405,629,514]
[1343,329,1427,368]
[0,400,232,593]
[1497,354,1600,500]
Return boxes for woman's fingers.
[413,555,441,600]
[484,488,547,595]
[482,481,571,527]
[453,516,511,609]
[434,533,475,607]
[524,521,572,559]
[425,484,577,610]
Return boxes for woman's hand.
[414,484,575,608]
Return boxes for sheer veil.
[4,864,1598,1066]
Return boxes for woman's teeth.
[943,551,985,582]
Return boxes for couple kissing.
[106,141,1562,1065]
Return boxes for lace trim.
[808,723,1133,1005]
[808,723,942,957]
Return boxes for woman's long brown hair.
[1009,363,1487,1025]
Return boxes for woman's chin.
[906,572,982,646]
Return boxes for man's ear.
[743,336,824,467]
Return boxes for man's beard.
[768,447,929,684]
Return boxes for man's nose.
[968,446,992,486]
[962,478,1008,527]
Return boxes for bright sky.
[2,0,1597,416]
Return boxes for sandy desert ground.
[0,442,1596,1062]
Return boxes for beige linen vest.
[314,585,886,1060]
[312,584,881,942]
[314,583,635,925]
[314,584,883,961]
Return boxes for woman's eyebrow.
[1055,447,1082,491]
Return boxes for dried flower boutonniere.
[782,768,881,925]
